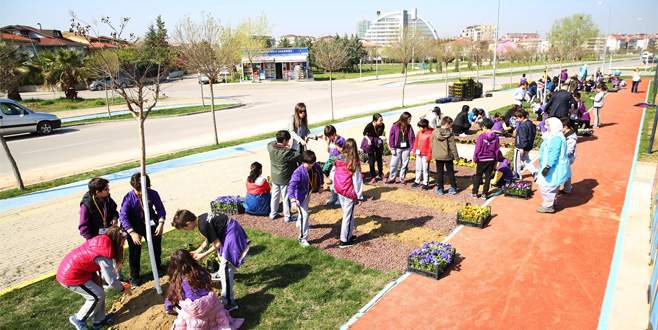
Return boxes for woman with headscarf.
[536,117,571,214]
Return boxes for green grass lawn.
[0,228,397,329]
[0,100,434,199]
[63,104,241,127]
[22,97,125,113]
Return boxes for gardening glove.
[541,166,551,177]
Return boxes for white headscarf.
[545,117,564,138]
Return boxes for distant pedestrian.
[387,112,415,184]
[520,73,527,86]
[79,177,119,240]
[431,116,459,195]
[362,113,386,183]
[631,68,641,93]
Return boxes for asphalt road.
[0,59,643,188]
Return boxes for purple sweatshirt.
[473,131,501,163]
[328,136,346,157]
[119,189,166,234]
[164,277,211,312]
[288,163,322,203]
[388,122,415,150]
[492,119,504,132]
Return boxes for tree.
[174,14,240,145]
[277,37,292,48]
[385,31,427,107]
[313,38,349,121]
[71,14,169,295]
[237,16,270,78]
[0,43,30,101]
[548,14,599,61]
[144,15,172,67]
[36,48,88,99]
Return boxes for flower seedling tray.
[407,243,456,280]
[456,205,491,229]
[502,181,533,200]
[503,189,533,199]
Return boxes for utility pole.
[646,63,658,153]
[491,0,501,91]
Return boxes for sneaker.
[376,176,383,181]
[129,278,141,289]
[560,188,573,195]
[536,206,555,214]
[422,185,430,190]
[299,239,310,247]
[92,313,114,330]
[435,188,445,196]
[385,178,396,184]
[269,213,280,221]
[225,303,239,312]
[339,240,355,249]
[459,133,467,137]
[210,271,222,282]
[481,194,489,200]
[284,215,297,224]
[325,198,338,206]
[69,315,88,330]
[369,177,377,184]
[411,182,420,188]
[448,187,457,195]
[471,193,480,198]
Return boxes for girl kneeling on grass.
[165,249,244,329]
[332,139,364,248]
[171,210,250,312]
[56,226,128,330]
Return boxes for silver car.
[0,98,62,135]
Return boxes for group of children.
[59,175,248,329]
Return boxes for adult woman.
[79,177,119,240]
[536,117,571,214]
[287,102,319,153]
[119,173,166,287]
[386,112,415,184]
[362,113,385,183]
[631,68,641,93]
[57,226,128,330]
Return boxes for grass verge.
[0,100,434,199]
[22,97,125,113]
[0,228,397,329]
[639,80,657,162]
[63,104,241,127]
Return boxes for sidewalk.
[348,81,649,329]
[0,91,515,292]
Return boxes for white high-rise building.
[356,20,371,39]
[362,9,438,47]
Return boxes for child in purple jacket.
[324,125,345,205]
[288,150,323,247]
[472,118,501,199]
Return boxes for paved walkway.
[349,81,650,329]
[0,92,515,292]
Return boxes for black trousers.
[452,125,469,135]
[368,148,384,178]
[435,160,457,189]
[631,80,640,93]
[472,161,496,195]
[127,225,162,279]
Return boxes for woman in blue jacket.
[536,117,571,214]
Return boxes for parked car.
[167,70,185,81]
[88,76,131,91]
[0,99,61,136]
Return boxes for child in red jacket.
[412,119,434,190]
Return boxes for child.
[119,173,167,287]
[431,116,459,195]
[591,83,607,128]
[491,158,515,191]
[332,139,363,248]
[171,210,250,312]
[362,113,386,183]
[79,177,119,240]
[387,112,415,184]
[244,162,271,216]
[520,73,527,86]
[472,118,501,199]
[513,82,528,106]
[574,91,591,129]
[324,125,346,205]
[513,109,537,180]
[452,105,471,136]
[491,113,509,136]
[288,150,323,247]
[561,118,578,194]
[165,249,243,329]
[267,130,301,223]
[56,226,128,330]
[412,119,433,190]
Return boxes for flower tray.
[406,248,456,280]
[456,205,491,229]
[503,189,533,199]
[502,181,533,200]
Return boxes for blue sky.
[2,0,657,38]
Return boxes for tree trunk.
[329,71,334,121]
[7,88,22,101]
[209,82,219,145]
[1,134,24,190]
[137,115,163,295]
[402,63,408,107]
[105,87,112,118]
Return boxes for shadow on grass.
[234,263,311,329]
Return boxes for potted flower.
[407,241,456,279]
[456,204,491,228]
[503,180,533,199]
[211,195,245,216]
[453,157,476,168]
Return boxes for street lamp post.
[491,0,501,91]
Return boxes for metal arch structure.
[363,10,438,46]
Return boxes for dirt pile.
[109,278,174,330]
